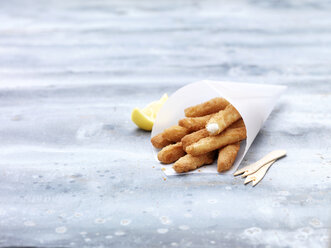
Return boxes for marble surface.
[0,0,331,247]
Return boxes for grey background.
[0,0,330,247]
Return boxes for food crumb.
[198,170,201,172]
[163,177,167,181]
[152,166,155,168]
[161,168,166,171]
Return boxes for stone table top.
[0,0,330,247]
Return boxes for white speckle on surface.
[210,240,216,244]
[105,235,113,239]
[184,213,192,218]
[84,238,91,242]
[95,232,100,236]
[277,191,290,196]
[295,233,307,241]
[157,228,168,234]
[257,206,273,216]
[160,216,171,225]
[309,218,322,228]
[0,208,6,216]
[244,227,262,236]
[208,199,218,204]
[24,221,36,227]
[120,219,131,226]
[95,218,106,224]
[225,186,232,190]
[76,123,103,140]
[46,209,54,215]
[276,196,287,202]
[306,197,314,203]
[74,212,82,218]
[145,207,154,212]
[320,235,328,243]
[243,228,328,247]
[186,241,193,246]
[179,225,190,230]
[55,226,67,234]
[114,231,125,236]
[171,242,178,246]
[211,211,220,218]
[80,232,87,236]
[298,227,313,235]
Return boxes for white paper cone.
[151,80,287,176]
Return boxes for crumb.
[163,177,167,181]
[11,115,22,121]
[152,166,155,168]
[161,168,166,171]
[198,170,201,172]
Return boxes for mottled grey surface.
[0,0,331,247]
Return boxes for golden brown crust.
[173,152,215,173]
[157,142,186,164]
[184,97,229,117]
[217,142,240,173]
[181,128,209,151]
[151,133,173,149]
[162,125,190,142]
[178,113,215,132]
[206,104,241,135]
[229,118,245,129]
[186,127,246,156]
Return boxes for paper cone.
[151,80,287,176]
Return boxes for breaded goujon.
[186,127,246,156]
[217,142,240,173]
[181,129,209,151]
[184,97,229,117]
[206,104,241,135]
[163,125,190,142]
[157,142,186,164]
[173,152,215,173]
[178,113,215,132]
[151,133,173,149]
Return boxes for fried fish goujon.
[217,142,240,173]
[181,119,245,151]
[178,113,215,132]
[229,119,245,129]
[173,152,215,173]
[186,127,246,156]
[206,104,241,135]
[181,128,209,151]
[184,97,229,117]
[157,142,186,164]
[151,133,173,149]
[162,125,190,142]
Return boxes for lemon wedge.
[131,93,168,131]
